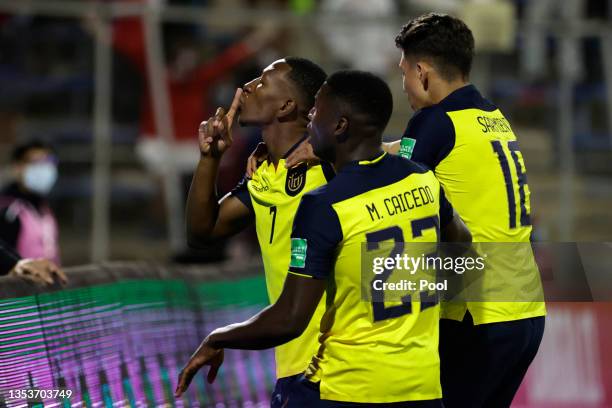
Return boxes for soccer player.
[277,14,546,408]
[176,70,471,407]
[386,13,546,408]
[184,57,330,406]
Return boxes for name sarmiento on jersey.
[477,115,512,133]
[366,185,435,221]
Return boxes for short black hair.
[284,57,327,113]
[11,139,55,162]
[395,13,474,81]
[325,70,393,132]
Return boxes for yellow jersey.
[400,84,546,324]
[231,140,334,379]
[288,153,454,403]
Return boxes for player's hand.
[198,88,243,158]
[175,339,224,397]
[284,137,320,168]
[9,259,68,286]
[246,142,268,178]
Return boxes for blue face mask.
[23,162,58,195]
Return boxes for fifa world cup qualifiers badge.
[285,163,307,196]
[399,138,416,159]
[290,238,307,268]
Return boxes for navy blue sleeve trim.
[438,187,454,228]
[403,107,456,169]
[229,176,253,212]
[289,192,342,279]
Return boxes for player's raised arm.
[186,89,254,247]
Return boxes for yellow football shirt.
[288,153,454,403]
[400,84,546,324]
[231,143,334,379]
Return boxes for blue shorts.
[282,375,444,408]
[439,312,545,408]
[271,374,302,408]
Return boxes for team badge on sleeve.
[285,164,307,196]
[399,138,416,159]
[290,238,307,268]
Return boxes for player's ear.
[277,99,298,123]
[416,62,429,92]
[334,117,349,143]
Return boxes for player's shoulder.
[410,104,448,125]
[384,153,431,175]
[300,154,430,206]
[405,105,454,137]
[438,84,498,113]
[299,182,333,208]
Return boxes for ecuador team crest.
[285,164,307,196]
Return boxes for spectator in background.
[0,140,61,266]
[318,0,398,75]
[84,2,279,256]
[90,0,279,174]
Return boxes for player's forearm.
[206,304,305,350]
[186,156,222,245]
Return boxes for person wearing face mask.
[0,140,61,266]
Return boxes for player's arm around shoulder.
[437,186,472,245]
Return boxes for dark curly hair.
[325,70,393,132]
[284,56,327,115]
[395,13,475,81]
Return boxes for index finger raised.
[225,88,243,126]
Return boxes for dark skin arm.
[186,89,254,248]
[441,212,471,244]
[175,274,325,396]
[440,212,473,260]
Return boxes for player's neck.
[334,141,383,171]
[262,122,308,166]
[430,79,470,105]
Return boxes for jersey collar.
[438,84,479,106]
[282,133,310,159]
[340,152,388,173]
[260,133,309,172]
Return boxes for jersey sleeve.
[438,186,454,228]
[289,193,342,279]
[402,107,456,169]
[229,175,253,212]
[319,161,336,182]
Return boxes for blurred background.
[0,0,610,265]
[0,0,611,407]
